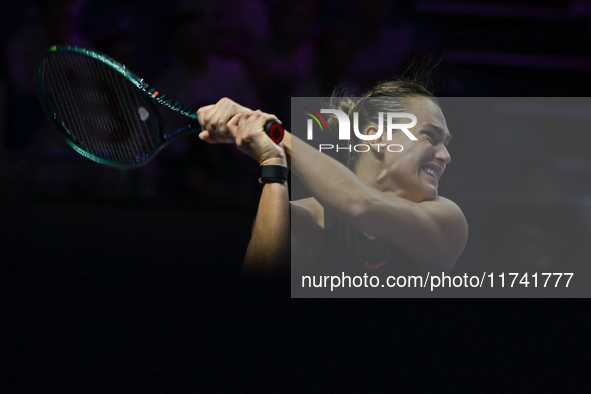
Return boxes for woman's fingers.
[197,98,253,144]
[236,110,278,136]
[198,129,233,144]
[197,104,283,164]
[234,110,284,164]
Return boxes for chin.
[423,180,440,199]
[417,185,438,202]
[419,193,437,202]
[401,186,437,203]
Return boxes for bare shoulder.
[420,195,463,212]
[291,197,325,229]
[417,196,468,268]
[419,196,467,226]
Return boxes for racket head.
[36,46,195,168]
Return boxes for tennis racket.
[36,46,284,168]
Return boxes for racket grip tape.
[264,120,284,144]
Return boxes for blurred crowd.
[1,0,591,271]
[0,0,438,203]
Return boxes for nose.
[435,144,451,165]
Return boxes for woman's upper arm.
[356,195,468,272]
[290,198,324,270]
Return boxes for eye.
[423,131,436,143]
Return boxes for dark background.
[2,0,590,388]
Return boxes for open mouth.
[421,165,442,181]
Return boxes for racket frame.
[36,46,200,168]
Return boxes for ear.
[364,125,386,154]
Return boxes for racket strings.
[93,57,140,161]
[94,56,146,156]
[40,52,160,163]
[58,54,118,161]
[111,61,156,156]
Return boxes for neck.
[354,155,387,192]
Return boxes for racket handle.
[264,120,284,144]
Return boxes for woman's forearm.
[243,181,290,275]
[282,131,376,223]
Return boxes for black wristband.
[259,165,289,184]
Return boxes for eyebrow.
[425,123,452,144]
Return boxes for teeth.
[423,167,439,180]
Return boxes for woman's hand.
[197,97,252,144]
[198,98,286,165]
[234,110,286,166]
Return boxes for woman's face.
[372,97,452,202]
